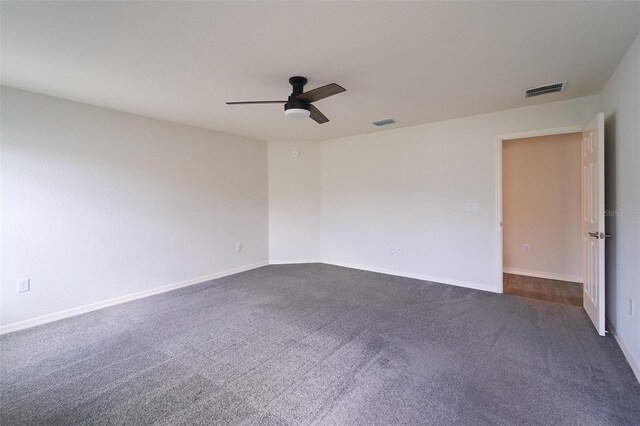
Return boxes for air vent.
[522,81,567,98]
[372,118,397,126]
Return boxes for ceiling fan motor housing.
[284,99,310,112]
[285,77,311,117]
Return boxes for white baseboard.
[606,319,640,384]
[3,260,558,335]
[321,260,498,293]
[503,267,582,283]
[269,259,322,265]
[0,261,269,335]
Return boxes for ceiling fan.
[226,76,346,124]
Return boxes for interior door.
[582,112,605,336]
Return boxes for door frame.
[495,125,584,293]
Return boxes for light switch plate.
[465,202,480,212]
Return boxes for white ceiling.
[2,1,639,142]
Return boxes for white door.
[582,112,605,336]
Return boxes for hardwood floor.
[503,273,583,306]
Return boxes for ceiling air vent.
[372,118,397,126]
[522,81,567,98]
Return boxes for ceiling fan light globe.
[285,108,310,119]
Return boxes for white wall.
[600,34,640,379]
[502,133,582,282]
[1,87,268,328]
[320,96,598,292]
[268,141,320,262]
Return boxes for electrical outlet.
[388,245,402,254]
[235,243,243,252]
[17,278,30,293]
[630,299,635,317]
[524,243,531,253]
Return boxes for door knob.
[589,232,599,239]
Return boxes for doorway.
[496,114,606,335]
[501,132,583,306]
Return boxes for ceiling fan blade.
[226,100,287,105]
[297,83,345,103]
[309,104,329,124]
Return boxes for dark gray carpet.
[1,264,639,425]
